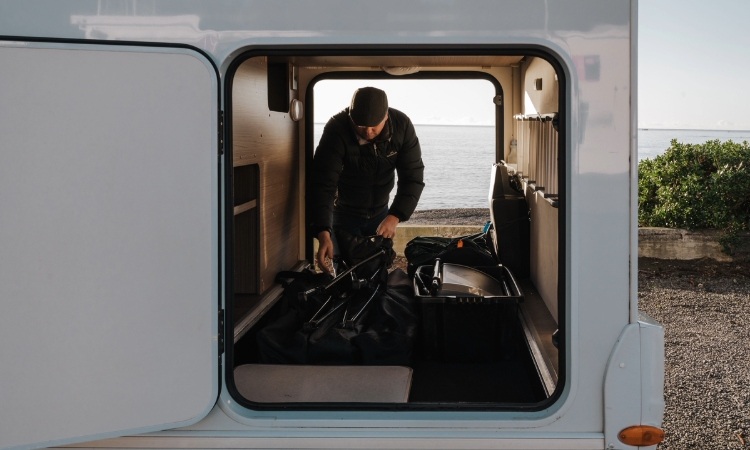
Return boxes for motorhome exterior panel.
[0,1,663,449]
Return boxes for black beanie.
[349,87,388,127]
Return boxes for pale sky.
[639,0,750,130]
[316,1,750,131]
[314,79,497,127]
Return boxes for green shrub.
[638,139,750,253]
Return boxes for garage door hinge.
[218,110,225,156]
[218,308,225,355]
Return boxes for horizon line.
[314,122,750,132]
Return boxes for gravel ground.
[639,258,750,449]
[407,209,750,447]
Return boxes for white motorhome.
[0,1,664,449]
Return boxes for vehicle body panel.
[0,1,662,449]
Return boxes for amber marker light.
[618,425,665,446]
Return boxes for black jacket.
[310,107,425,233]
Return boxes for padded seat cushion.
[233,364,413,403]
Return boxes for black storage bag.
[256,234,418,365]
[404,232,497,277]
[334,230,395,281]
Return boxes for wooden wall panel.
[232,57,300,293]
[528,189,558,321]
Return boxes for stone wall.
[639,228,750,262]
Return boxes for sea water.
[637,128,750,161]
[314,125,750,210]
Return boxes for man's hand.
[376,214,400,239]
[316,230,335,274]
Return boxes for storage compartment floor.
[232,273,549,405]
[234,341,547,405]
[408,358,546,403]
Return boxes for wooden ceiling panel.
[288,54,524,70]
